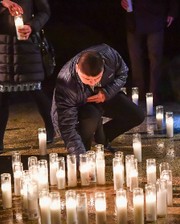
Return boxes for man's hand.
[167,16,174,27]
[87,90,106,103]
[1,0,23,16]
[18,25,32,40]
[121,0,128,11]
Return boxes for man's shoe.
[105,144,119,153]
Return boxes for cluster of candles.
[0,145,173,224]
[121,87,174,138]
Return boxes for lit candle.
[77,193,88,224]
[132,87,139,105]
[38,128,47,155]
[79,154,90,186]
[87,151,96,182]
[66,190,77,224]
[116,189,127,224]
[125,154,135,187]
[37,159,49,192]
[159,162,170,175]
[39,190,51,224]
[156,105,164,130]
[161,170,173,206]
[50,192,61,224]
[113,158,124,190]
[166,112,174,138]
[21,170,31,214]
[12,151,21,172]
[133,188,144,224]
[1,173,12,209]
[146,92,153,116]
[133,133,142,162]
[156,179,167,217]
[95,192,106,224]
[13,162,23,196]
[67,154,77,187]
[27,182,39,220]
[146,159,156,184]
[145,184,157,222]
[96,151,105,185]
[130,168,138,192]
[56,157,66,189]
[14,14,24,40]
[49,153,58,186]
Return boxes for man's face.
[76,64,103,86]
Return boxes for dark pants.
[127,30,164,101]
[78,92,145,150]
[0,90,54,149]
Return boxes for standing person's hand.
[1,0,23,16]
[167,16,174,27]
[18,25,32,40]
[121,0,128,11]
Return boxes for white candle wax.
[39,196,51,224]
[147,165,156,184]
[157,189,167,217]
[95,198,106,224]
[146,95,153,116]
[56,169,66,189]
[133,195,144,224]
[14,15,24,40]
[146,193,157,222]
[66,198,77,224]
[116,196,127,224]
[50,200,61,224]
[38,131,47,155]
[166,117,174,138]
[1,182,12,209]
[132,93,138,105]
[113,164,124,190]
[80,164,90,186]
[133,141,142,162]
[130,169,138,192]
[14,170,22,196]
[50,162,58,186]
[96,159,105,185]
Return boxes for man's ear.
[75,63,79,73]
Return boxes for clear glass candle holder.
[76,193,88,224]
[96,151,105,185]
[133,133,142,162]
[56,157,66,189]
[145,184,157,222]
[28,156,38,168]
[146,158,156,184]
[38,128,47,155]
[94,144,104,152]
[50,192,61,224]
[95,192,107,224]
[37,159,49,192]
[156,105,164,130]
[125,154,135,187]
[133,188,144,224]
[12,151,21,172]
[14,14,24,40]
[146,92,153,116]
[39,190,51,224]
[13,162,23,196]
[1,173,12,209]
[113,157,124,190]
[116,189,127,223]
[66,190,77,224]
[79,154,90,186]
[86,151,96,183]
[159,162,170,175]
[165,112,174,138]
[156,178,167,218]
[49,153,58,186]
[132,87,139,105]
[67,154,77,187]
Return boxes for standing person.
[0,0,54,153]
[121,0,179,103]
[51,44,145,159]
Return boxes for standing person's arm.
[0,0,23,15]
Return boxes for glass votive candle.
[156,105,164,130]
[13,161,23,196]
[125,154,135,187]
[146,92,153,116]
[1,173,12,209]
[132,87,139,105]
[133,133,142,162]
[145,184,157,222]
[12,151,21,172]
[49,153,58,186]
[96,151,105,185]
[156,178,167,217]
[21,170,31,214]
[114,150,124,162]
[130,158,138,192]
[56,157,66,190]
[28,156,38,168]
[116,189,127,223]
[133,188,144,224]
[50,192,61,224]
[94,144,104,152]
[146,158,156,184]
[76,193,88,224]
[79,154,90,186]
[113,157,124,190]
[14,14,24,40]
[66,190,77,224]
[38,128,47,155]
[37,159,49,192]
[95,192,106,224]
[86,151,96,182]
[67,154,77,187]
[159,162,170,175]
[160,170,173,206]
[39,190,51,224]
[165,112,174,138]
